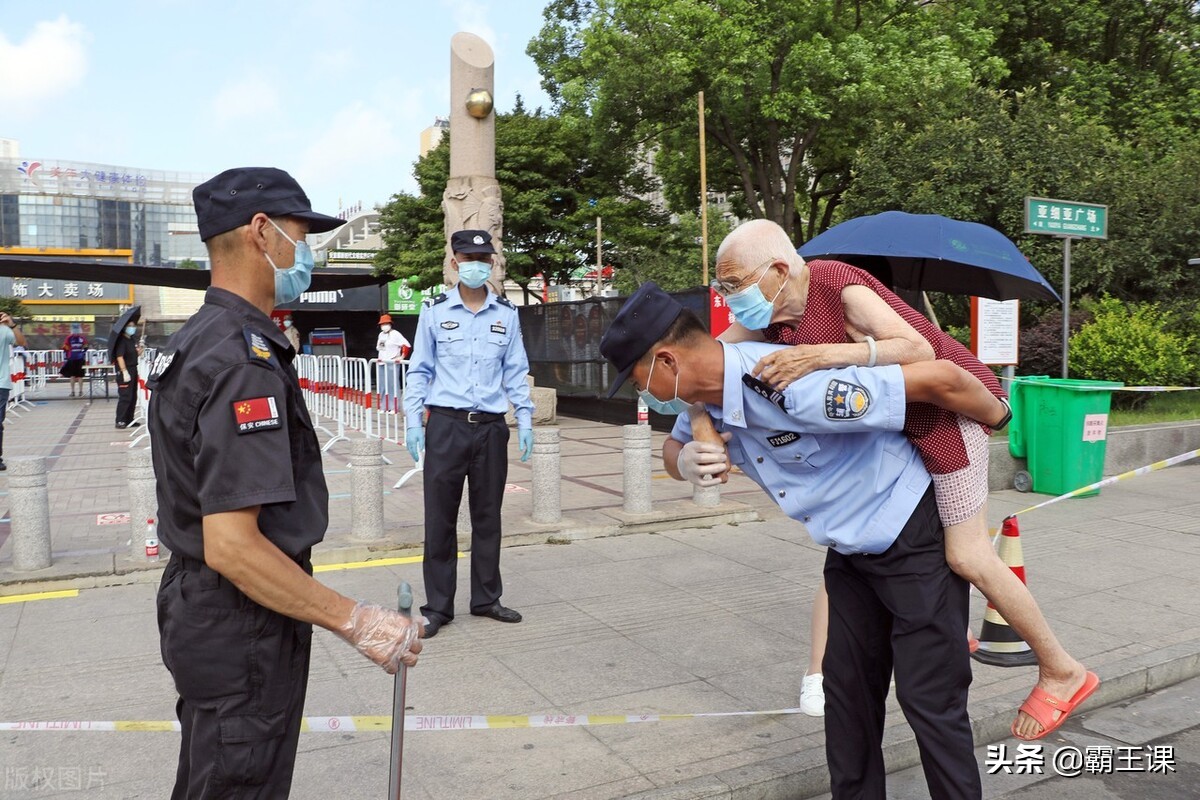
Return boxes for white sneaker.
[800,673,825,717]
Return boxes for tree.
[0,297,28,320]
[529,0,1005,243]
[177,258,201,270]
[376,101,706,295]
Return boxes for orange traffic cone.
[971,516,1039,667]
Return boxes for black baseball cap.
[450,229,497,255]
[193,167,345,242]
[599,281,684,398]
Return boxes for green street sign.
[387,281,447,315]
[1024,197,1108,239]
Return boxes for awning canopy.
[0,256,389,292]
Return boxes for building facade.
[0,151,207,267]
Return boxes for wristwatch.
[992,397,1013,430]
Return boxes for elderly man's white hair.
[715,219,805,278]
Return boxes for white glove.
[121,371,131,383]
[676,438,731,487]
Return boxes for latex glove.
[121,371,131,383]
[336,601,423,674]
[518,428,534,462]
[406,426,424,464]
[676,435,732,487]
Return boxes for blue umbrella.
[798,211,1061,302]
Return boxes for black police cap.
[193,167,344,242]
[599,281,684,398]
[450,229,497,255]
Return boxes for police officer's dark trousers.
[822,484,981,800]
[421,407,509,623]
[157,554,312,799]
[116,370,138,426]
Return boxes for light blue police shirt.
[403,285,534,429]
[671,341,932,555]
[0,325,14,391]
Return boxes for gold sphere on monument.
[465,89,494,119]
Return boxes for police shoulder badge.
[440,320,460,330]
[232,396,282,434]
[824,379,871,420]
[242,326,273,365]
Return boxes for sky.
[0,0,555,215]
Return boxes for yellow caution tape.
[0,708,800,734]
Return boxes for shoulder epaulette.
[495,294,515,309]
[423,292,449,309]
[242,325,276,367]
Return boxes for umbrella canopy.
[108,305,142,362]
[798,211,1061,302]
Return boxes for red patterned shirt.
[765,259,1004,474]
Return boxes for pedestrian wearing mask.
[403,229,534,638]
[376,313,411,411]
[113,320,142,429]
[282,315,300,352]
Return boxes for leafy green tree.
[177,258,201,270]
[0,297,28,320]
[529,0,1005,242]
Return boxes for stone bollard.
[692,483,721,508]
[622,424,652,514]
[127,447,161,560]
[531,428,561,524]
[9,458,51,571]
[350,437,385,541]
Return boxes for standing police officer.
[148,167,422,798]
[404,230,534,638]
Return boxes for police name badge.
[490,322,506,335]
[825,380,870,420]
[232,397,282,433]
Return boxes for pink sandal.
[1011,671,1100,741]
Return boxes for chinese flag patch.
[232,396,281,434]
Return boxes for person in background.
[403,229,534,638]
[0,311,27,471]
[282,314,301,352]
[376,313,411,412]
[61,323,88,397]
[113,320,142,429]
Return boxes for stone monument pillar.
[444,32,505,293]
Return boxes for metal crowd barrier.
[294,354,419,460]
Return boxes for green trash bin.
[1014,377,1124,497]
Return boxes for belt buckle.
[466,410,480,423]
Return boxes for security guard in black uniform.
[403,230,535,638]
[149,167,423,799]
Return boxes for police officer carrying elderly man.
[148,167,423,798]
[403,229,535,639]
[600,282,1014,799]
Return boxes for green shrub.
[1068,296,1195,408]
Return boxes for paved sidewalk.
[0,388,1198,798]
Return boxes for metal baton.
[388,581,413,799]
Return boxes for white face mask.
[381,324,392,333]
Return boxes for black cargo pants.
[157,554,312,799]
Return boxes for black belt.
[429,406,505,424]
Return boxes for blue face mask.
[638,356,690,416]
[265,219,315,305]
[125,325,137,336]
[456,258,491,289]
[725,263,787,331]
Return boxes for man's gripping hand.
[336,601,424,674]
[676,433,733,487]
